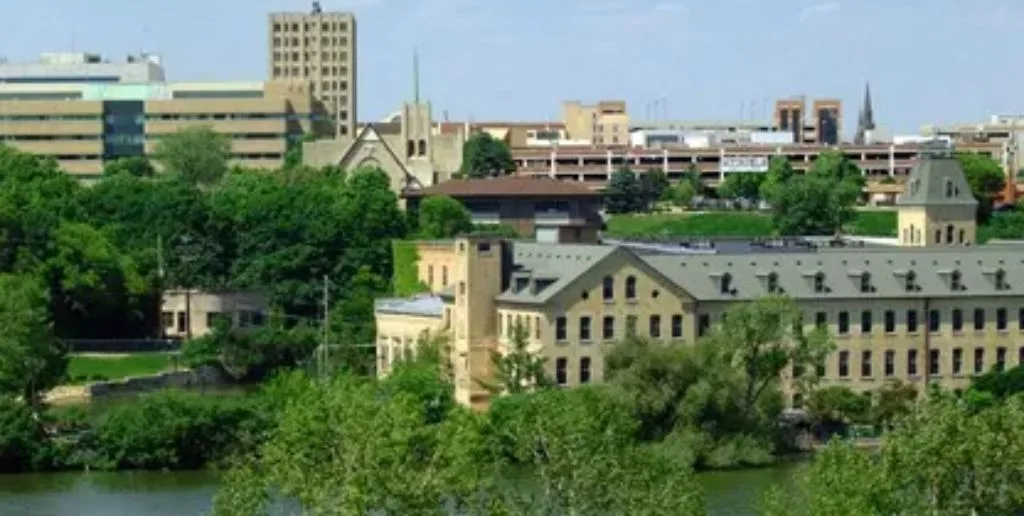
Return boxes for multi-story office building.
[0,52,166,84]
[268,4,356,139]
[562,100,629,145]
[375,145,1024,409]
[921,114,1024,202]
[0,80,331,179]
[774,96,843,145]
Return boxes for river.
[0,462,803,515]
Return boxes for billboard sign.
[721,155,769,173]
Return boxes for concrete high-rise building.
[268,2,356,138]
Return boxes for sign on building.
[721,155,769,173]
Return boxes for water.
[0,463,804,515]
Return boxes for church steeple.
[854,83,875,144]
[413,46,420,104]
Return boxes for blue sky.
[2,0,1022,136]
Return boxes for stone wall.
[86,366,227,399]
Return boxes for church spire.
[855,82,876,144]
[413,46,420,104]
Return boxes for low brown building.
[402,176,604,243]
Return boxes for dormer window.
[813,272,826,293]
[945,179,954,197]
[859,272,872,293]
[995,269,1008,290]
[905,271,917,292]
[766,272,779,293]
[950,270,962,291]
[720,273,733,295]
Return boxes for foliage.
[640,168,671,206]
[460,132,515,178]
[666,180,697,208]
[416,195,473,238]
[957,151,1005,222]
[606,212,776,237]
[0,396,47,472]
[152,126,232,186]
[971,364,1024,403]
[805,386,871,428]
[718,173,765,200]
[605,167,645,214]
[182,322,319,381]
[870,380,918,427]
[480,321,550,395]
[103,157,156,178]
[391,240,430,297]
[0,274,67,407]
[758,156,796,203]
[769,151,865,236]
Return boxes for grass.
[66,352,180,385]
[605,210,899,239]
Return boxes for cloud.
[798,1,841,22]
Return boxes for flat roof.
[375,295,444,317]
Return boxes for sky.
[1,0,1023,137]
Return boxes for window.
[995,269,1008,290]
[997,308,1008,331]
[859,273,872,293]
[838,351,849,377]
[905,271,917,292]
[953,348,963,375]
[935,228,942,243]
[671,315,683,338]
[626,315,638,335]
[555,358,568,385]
[427,265,434,286]
[1019,308,1024,330]
[929,310,940,332]
[813,272,826,293]
[1020,346,1024,366]
[952,309,963,332]
[860,311,872,334]
[974,348,985,374]
[958,229,965,244]
[908,349,918,376]
[950,270,962,290]
[160,311,173,329]
[534,316,541,339]
[861,350,872,377]
[442,266,448,286]
[417,139,426,156]
[649,315,661,338]
[815,311,827,328]
[505,314,513,336]
[838,311,849,334]
[997,347,1007,372]
[946,224,955,244]
[176,312,186,333]
[929,349,941,376]
[579,316,592,342]
[945,179,954,197]
[907,310,918,333]
[580,357,591,384]
[720,273,733,294]
[792,393,804,409]
[603,316,615,340]
[698,314,711,336]
[555,317,567,341]
[884,310,896,333]
[625,276,637,299]
[602,276,614,300]
[766,272,779,293]
[884,350,895,377]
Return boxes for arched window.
[625,276,637,299]
[602,276,614,300]
[946,224,955,244]
[406,140,414,158]
[418,139,427,156]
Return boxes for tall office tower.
[268,2,356,138]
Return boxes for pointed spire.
[855,82,876,144]
[413,46,420,105]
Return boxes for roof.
[495,242,619,305]
[895,146,978,207]
[403,176,602,198]
[374,295,444,317]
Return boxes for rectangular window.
[626,315,638,336]
[603,316,615,340]
[838,351,849,377]
[815,311,827,328]
[929,349,941,376]
[861,350,872,377]
[884,310,895,333]
[997,347,1007,372]
[997,308,1008,331]
[671,314,683,338]
[555,358,568,385]
[1019,308,1024,330]
[952,309,963,332]
[1020,346,1024,366]
[838,312,849,334]
[929,310,940,332]
[953,348,964,375]
[534,316,541,339]
[649,315,661,338]
[974,348,985,374]
[698,314,710,336]
[580,357,591,384]
[908,349,918,376]
[860,311,872,334]
[579,316,591,342]
[907,310,918,333]
[176,312,186,333]
[884,350,895,377]
[973,308,985,331]
[160,311,173,329]
[555,317,567,341]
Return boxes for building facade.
[0,52,166,84]
[161,289,269,339]
[0,80,331,179]
[268,6,356,139]
[562,100,629,145]
[774,96,842,145]
[375,148,1024,410]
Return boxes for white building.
[0,52,166,84]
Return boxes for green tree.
[605,167,644,214]
[0,274,66,408]
[758,156,796,203]
[0,396,47,472]
[667,180,697,209]
[459,132,515,178]
[718,173,765,201]
[957,151,1006,222]
[481,321,549,395]
[103,156,156,178]
[640,168,671,206]
[770,151,864,236]
[805,386,871,430]
[153,126,232,185]
[417,195,473,238]
[871,380,918,427]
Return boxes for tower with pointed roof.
[896,141,977,247]
[854,83,876,144]
[401,46,436,186]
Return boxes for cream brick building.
[376,144,1024,410]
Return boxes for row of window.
[824,307,1024,336]
[552,314,684,342]
[0,133,291,142]
[720,267,1005,296]
[834,346,1024,379]
[901,223,969,246]
[553,357,592,385]
[272,21,350,33]
[159,310,264,332]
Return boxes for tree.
[0,274,66,408]
[103,156,156,178]
[871,380,918,427]
[153,126,232,185]
[481,321,549,395]
[416,195,473,238]
[605,167,644,214]
[0,396,47,472]
[758,156,796,204]
[718,173,765,201]
[770,151,865,236]
[640,168,671,207]
[666,180,697,209]
[806,386,871,431]
[459,133,515,178]
[957,152,1006,222]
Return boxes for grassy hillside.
[606,210,898,238]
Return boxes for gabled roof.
[403,176,601,198]
[896,145,977,207]
[495,242,618,305]
[337,123,422,190]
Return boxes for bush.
[0,397,49,472]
